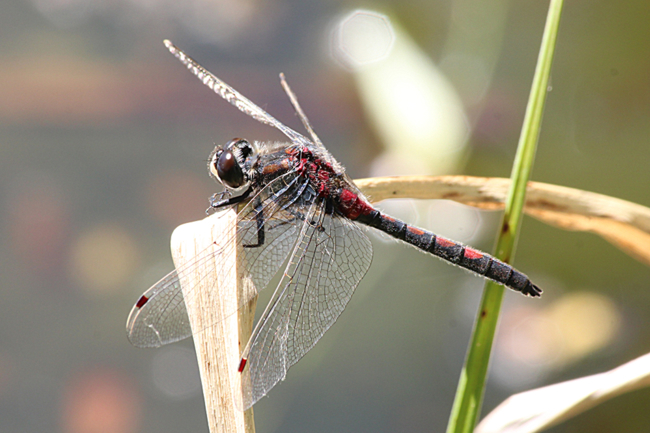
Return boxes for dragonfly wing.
[279,73,324,149]
[236,172,310,290]
[240,199,373,408]
[164,40,311,147]
[126,208,241,348]
[126,268,192,347]
[126,172,310,348]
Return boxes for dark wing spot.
[136,295,149,308]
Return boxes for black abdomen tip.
[523,282,543,297]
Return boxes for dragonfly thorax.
[209,138,259,192]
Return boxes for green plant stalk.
[446,1,564,432]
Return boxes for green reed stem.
[445,1,564,432]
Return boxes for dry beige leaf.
[355,175,650,267]
[171,211,256,433]
[475,352,650,433]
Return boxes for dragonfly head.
[209,138,259,193]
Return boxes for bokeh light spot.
[546,291,621,362]
[493,291,622,388]
[7,173,71,279]
[69,223,140,295]
[332,12,468,176]
[61,369,141,433]
[333,10,395,69]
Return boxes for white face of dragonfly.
[209,138,259,194]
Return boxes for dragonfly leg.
[206,187,252,214]
[243,197,266,248]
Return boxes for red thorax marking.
[288,146,338,197]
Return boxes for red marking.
[382,214,396,222]
[407,226,425,236]
[338,188,374,220]
[464,247,484,260]
[238,358,248,373]
[338,188,356,203]
[286,145,344,200]
[436,237,456,248]
[136,295,149,308]
[339,189,360,217]
[295,158,306,171]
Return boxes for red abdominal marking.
[464,247,484,260]
[407,226,425,236]
[238,358,248,373]
[338,188,374,220]
[436,237,456,248]
[136,295,149,308]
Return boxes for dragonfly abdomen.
[356,209,542,297]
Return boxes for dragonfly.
[127,40,542,409]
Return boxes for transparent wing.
[279,73,324,149]
[164,40,312,148]
[125,268,191,347]
[240,199,373,408]
[126,170,311,348]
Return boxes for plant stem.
[445,1,564,432]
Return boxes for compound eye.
[216,148,245,188]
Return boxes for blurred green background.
[1,1,650,432]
